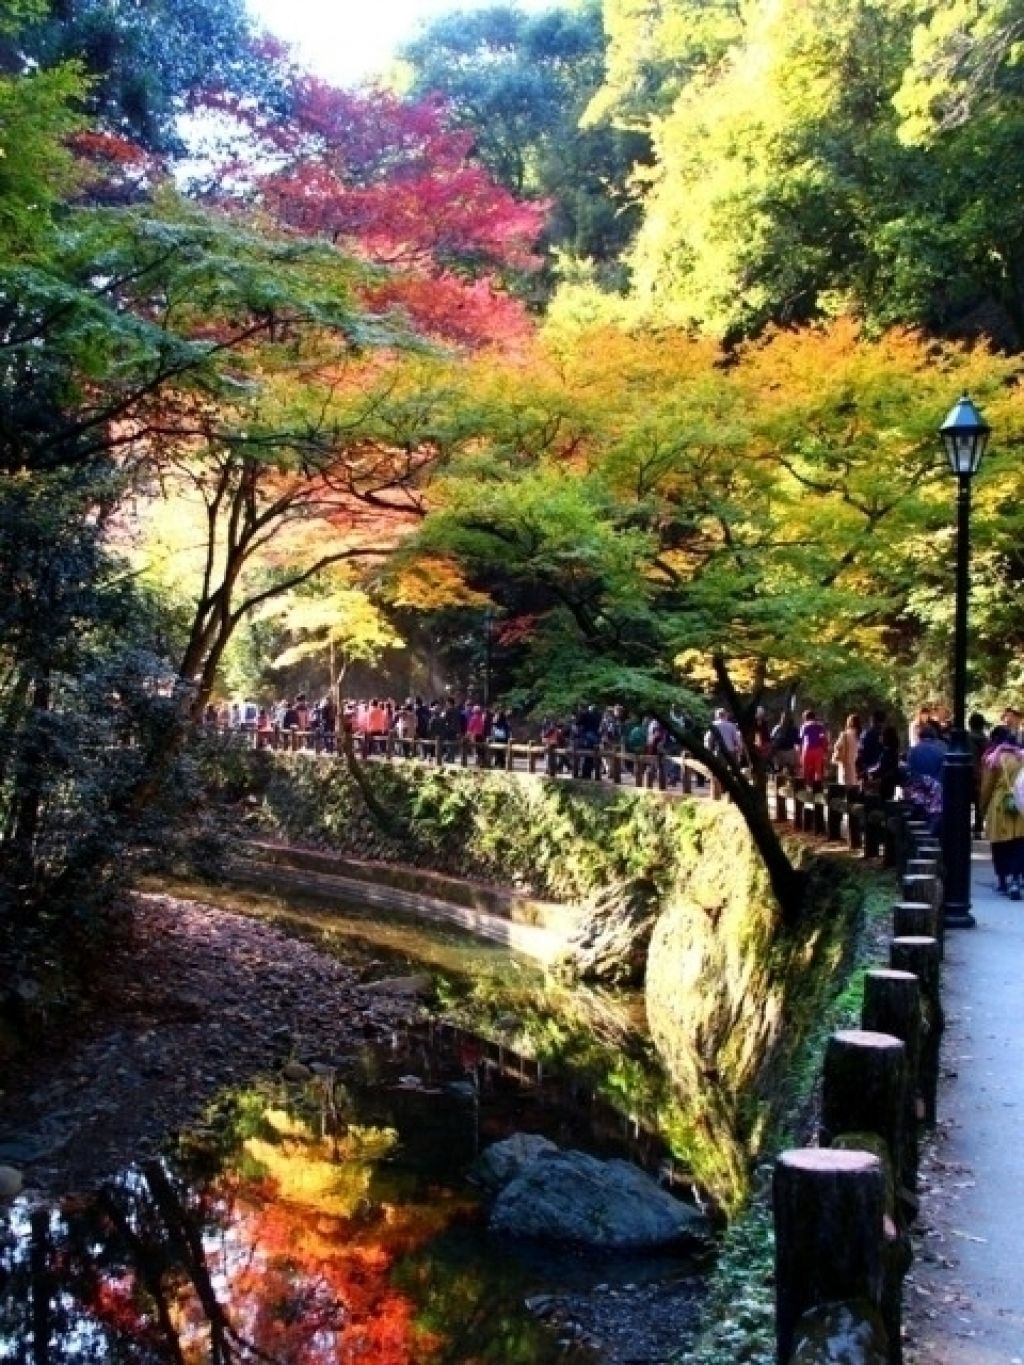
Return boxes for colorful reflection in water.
[0,1081,604,1364]
[0,1054,626,1365]
[1,914,717,1365]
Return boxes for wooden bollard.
[774,1148,885,1365]
[906,860,943,900]
[892,900,938,942]
[890,936,943,1126]
[901,872,944,954]
[848,798,865,852]
[862,970,923,1192]
[827,784,847,841]
[906,856,939,875]
[812,786,827,836]
[793,788,805,829]
[901,872,940,910]
[883,802,907,870]
[914,843,943,871]
[863,795,884,858]
[820,1031,907,1197]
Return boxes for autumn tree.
[571,0,1024,346]
[18,0,268,152]
[393,319,1024,919]
[191,80,547,347]
[399,2,649,279]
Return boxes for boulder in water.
[470,1133,559,1194]
[488,1145,710,1250]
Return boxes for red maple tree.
[197,81,547,348]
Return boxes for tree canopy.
[5,0,1024,955]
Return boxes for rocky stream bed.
[0,891,706,1364]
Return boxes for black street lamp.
[938,394,991,929]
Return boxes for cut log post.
[793,788,805,829]
[914,842,943,873]
[863,795,884,858]
[906,856,939,876]
[889,936,943,1126]
[901,872,939,906]
[775,782,789,823]
[892,900,939,943]
[883,802,907,870]
[774,1148,886,1365]
[826,785,846,841]
[862,970,924,1193]
[900,874,944,957]
[812,786,827,836]
[820,1030,908,1200]
[848,799,865,852]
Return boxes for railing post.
[774,1149,886,1365]
[826,783,846,841]
[862,969,924,1193]
[889,935,942,1127]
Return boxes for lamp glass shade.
[939,395,990,476]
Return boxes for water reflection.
[1,897,720,1364]
[1,1049,668,1364]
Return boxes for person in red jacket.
[799,708,829,785]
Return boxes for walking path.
[906,840,1024,1363]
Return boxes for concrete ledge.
[230,842,578,965]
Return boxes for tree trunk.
[663,715,807,925]
[340,727,405,836]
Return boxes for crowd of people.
[206,691,1024,896]
[205,695,681,770]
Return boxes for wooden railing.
[226,725,907,851]
[772,813,945,1363]
[228,725,714,795]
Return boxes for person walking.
[770,710,800,777]
[979,726,1024,899]
[968,711,989,837]
[798,708,829,786]
[832,713,862,788]
[706,708,744,763]
[865,724,903,801]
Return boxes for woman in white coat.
[832,713,862,788]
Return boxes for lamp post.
[938,395,991,930]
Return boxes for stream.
[0,883,714,1363]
